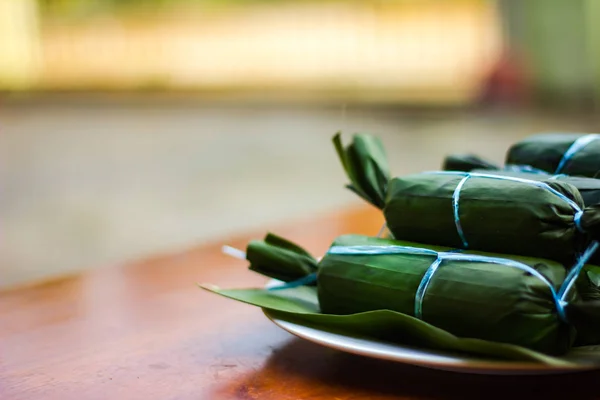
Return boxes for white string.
[221,245,246,260]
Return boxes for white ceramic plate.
[263,310,600,375]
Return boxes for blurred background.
[3,0,600,288]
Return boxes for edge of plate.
[263,309,599,375]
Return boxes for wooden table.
[2,206,599,400]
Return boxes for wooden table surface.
[2,206,600,400]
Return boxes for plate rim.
[263,309,600,375]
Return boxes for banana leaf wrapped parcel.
[469,169,600,207]
[506,133,600,177]
[444,133,600,177]
[441,154,600,207]
[207,233,600,357]
[334,133,600,265]
[443,153,547,175]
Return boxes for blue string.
[327,244,569,323]
[414,256,442,319]
[451,175,470,248]
[548,174,567,180]
[328,245,438,256]
[270,240,600,320]
[424,171,586,244]
[555,134,600,174]
[558,241,600,304]
[504,164,549,174]
[267,272,318,291]
[574,211,585,233]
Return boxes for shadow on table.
[219,337,599,399]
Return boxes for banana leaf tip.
[198,282,220,292]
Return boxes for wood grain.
[1,205,599,400]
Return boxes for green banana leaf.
[332,131,390,208]
[441,154,600,207]
[572,264,600,345]
[506,133,600,177]
[333,133,600,265]
[317,235,574,355]
[442,154,500,172]
[201,284,600,367]
[246,233,319,283]
[203,233,600,361]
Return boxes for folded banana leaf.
[572,264,600,345]
[203,233,600,360]
[203,286,576,365]
[506,133,600,177]
[334,133,600,264]
[442,154,500,172]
